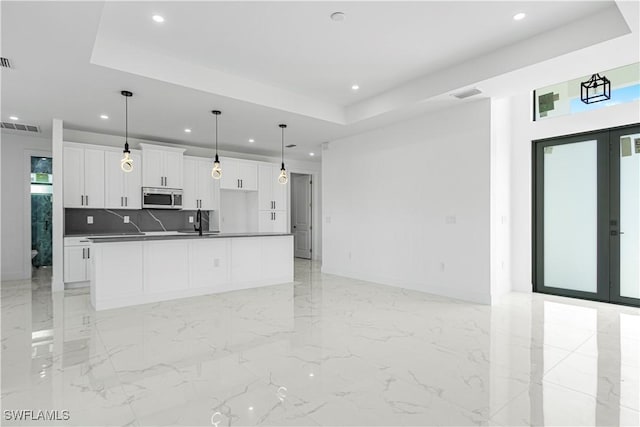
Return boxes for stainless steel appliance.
[142,187,183,209]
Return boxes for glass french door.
[534,124,640,306]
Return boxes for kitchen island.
[88,232,293,310]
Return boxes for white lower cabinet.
[144,241,190,293]
[261,236,294,280]
[90,236,293,310]
[189,239,229,289]
[91,242,143,303]
[230,238,262,283]
[64,237,92,283]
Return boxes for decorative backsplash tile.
[65,209,212,235]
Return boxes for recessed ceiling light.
[513,12,526,21]
[309,152,315,156]
[330,12,346,22]
[9,116,19,121]
[248,139,255,143]
[100,114,109,120]
[351,84,359,91]
[184,128,191,133]
[152,15,165,23]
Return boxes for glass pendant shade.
[278,165,288,184]
[121,148,133,173]
[211,155,222,179]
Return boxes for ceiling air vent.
[451,87,482,99]
[1,122,40,133]
[0,57,11,68]
[285,144,296,148]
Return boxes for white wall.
[1,131,52,281]
[490,98,512,302]
[322,100,493,304]
[509,95,640,293]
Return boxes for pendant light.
[120,90,134,172]
[211,110,222,179]
[278,124,288,184]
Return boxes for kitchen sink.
[176,231,221,235]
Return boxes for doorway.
[291,173,312,259]
[533,124,640,306]
[30,156,53,269]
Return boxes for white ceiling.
[1,1,638,160]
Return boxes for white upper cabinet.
[104,150,142,209]
[219,158,258,191]
[63,144,105,208]
[183,156,219,210]
[140,143,185,188]
[258,164,287,211]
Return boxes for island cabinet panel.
[90,235,293,310]
[143,240,189,293]
[189,239,229,289]
[261,236,294,280]
[230,238,262,283]
[91,242,143,307]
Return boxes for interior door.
[534,124,640,306]
[291,174,312,259]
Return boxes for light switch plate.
[87,216,93,224]
[445,215,456,224]
[124,216,130,224]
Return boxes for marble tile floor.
[1,261,639,426]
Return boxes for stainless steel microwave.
[142,187,183,209]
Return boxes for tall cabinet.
[63,143,105,208]
[258,164,288,232]
[140,143,185,188]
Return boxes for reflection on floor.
[1,260,639,426]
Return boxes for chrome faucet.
[194,209,203,236]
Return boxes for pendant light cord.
[215,113,218,154]
[125,95,128,147]
[281,126,284,165]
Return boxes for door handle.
[87,248,90,258]
[85,195,88,205]
[121,196,123,207]
[125,196,128,207]
[81,195,84,206]
[82,248,86,259]
[293,225,297,228]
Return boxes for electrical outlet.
[87,216,93,224]
[445,215,456,224]
[124,216,130,224]
[440,262,445,272]
[188,216,194,223]
[326,216,331,224]
[214,258,220,267]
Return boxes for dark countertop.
[87,232,293,243]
